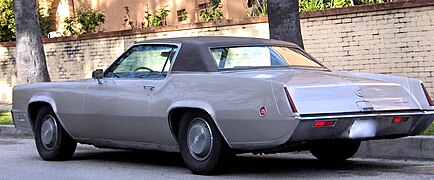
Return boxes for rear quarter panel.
[162,73,297,149]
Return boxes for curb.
[0,125,33,138]
[355,136,434,160]
[1,124,433,160]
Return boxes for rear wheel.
[178,111,234,175]
[34,106,77,161]
[309,140,360,161]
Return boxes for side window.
[211,47,271,69]
[105,45,177,79]
[210,46,323,69]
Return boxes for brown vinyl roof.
[135,36,299,72]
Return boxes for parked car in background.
[12,37,434,175]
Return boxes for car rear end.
[280,71,434,142]
[208,42,434,151]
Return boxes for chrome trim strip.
[295,111,434,120]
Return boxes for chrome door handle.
[143,86,155,91]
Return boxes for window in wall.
[198,3,207,11]
[177,9,188,22]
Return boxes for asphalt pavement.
[1,138,434,179]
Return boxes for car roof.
[134,36,300,72]
[135,36,298,47]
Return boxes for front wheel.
[178,111,234,175]
[309,140,361,162]
[34,106,77,161]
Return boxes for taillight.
[393,117,409,123]
[313,120,336,127]
[421,83,434,106]
[284,87,298,113]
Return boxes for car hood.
[221,68,420,114]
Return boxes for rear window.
[210,46,324,69]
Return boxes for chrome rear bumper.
[294,110,434,120]
[289,110,434,142]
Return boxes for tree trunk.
[267,0,304,49]
[14,0,51,84]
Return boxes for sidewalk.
[0,104,12,111]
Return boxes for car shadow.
[70,145,413,176]
[227,154,397,176]
[72,148,185,168]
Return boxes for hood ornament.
[356,89,364,97]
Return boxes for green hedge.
[0,110,12,125]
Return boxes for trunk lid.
[222,68,419,114]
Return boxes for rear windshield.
[210,46,324,69]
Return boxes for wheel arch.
[27,95,58,131]
[167,102,232,148]
[28,101,51,131]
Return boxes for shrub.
[0,0,57,41]
[299,0,396,11]
[63,4,105,35]
[200,0,224,21]
[423,123,434,136]
[38,3,56,37]
[0,0,16,41]
[150,5,170,26]
[0,110,12,125]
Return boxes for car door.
[81,44,177,142]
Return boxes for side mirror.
[92,69,103,84]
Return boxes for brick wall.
[0,0,433,104]
[301,2,434,89]
[0,46,16,103]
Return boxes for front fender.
[29,95,58,113]
[27,95,75,137]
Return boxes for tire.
[309,140,360,162]
[34,106,77,161]
[178,111,234,175]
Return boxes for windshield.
[210,46,324,69]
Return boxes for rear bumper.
[231,110,434,151]
[289,110,434,142]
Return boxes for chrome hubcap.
[40,115,58,150]
[187,118,213,161]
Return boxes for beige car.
[12,37,434,175]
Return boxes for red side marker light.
[313,120,336,127]
[259,106,267,117]
[393,117,409,123]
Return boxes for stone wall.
[0,0,433,104]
